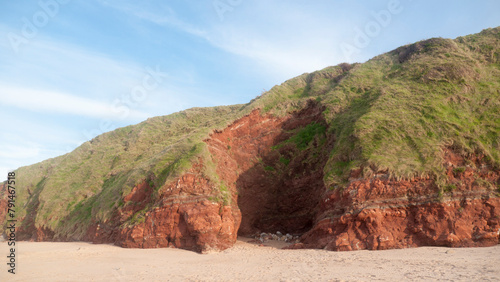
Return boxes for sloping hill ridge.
[2,27,500,253]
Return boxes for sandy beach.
[0,238,499,281]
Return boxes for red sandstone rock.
[84,160,242,253]
[205,101,331,236]
[117,201,240,253]
[300,148,500,251]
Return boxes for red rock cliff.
[8,101,500,253]
[205,100,332,236]
[84,161,241,253]
[298,148,500,251]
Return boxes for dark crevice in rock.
[206,100,334,237]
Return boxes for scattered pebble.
[254,231,301,243]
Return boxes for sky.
[0,0,499,181]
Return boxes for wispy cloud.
[0,84,149,121]
[99,1,208,38]
[0,30,143,98]
[0,24,158,122]
[0,143,40,160]
[100,2,346,80]
[0,22,172,180]
[0,133,50,181]
[202,27,341,78]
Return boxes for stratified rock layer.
[205,100,332,236]
[86,162,241,253]
[297,149,500,251]
[82,100,331,251]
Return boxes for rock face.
[204,103,500,251]
[84,161,241,253]
[298,148,500,251]
[205,100,332,236]
[80,100,334,251]
[7,161,240,253]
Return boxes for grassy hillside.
[14,105,248,237]
[6,27,500,238]
[254,27,500,187]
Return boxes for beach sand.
[1,238,498,281]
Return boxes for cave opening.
[205,100,333,237]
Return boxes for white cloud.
[0,144,40,159]
[202,27,341,78]
[0,27,168,176]
[0,137,43,182]
[0,84,150,121]
[0,34,143,100]
[100,2,346,80]
[107,3,208,39]
[0,24,162,123]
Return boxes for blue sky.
[0,0,499,180]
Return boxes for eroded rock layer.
[4,28,500,253]
[88,162,241,253]
[205,100,332,236]
[297,149,500,251]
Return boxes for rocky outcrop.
[205,100,332,236]
[296,148,500,251]
[84,161,241,253]
[102,100,332,252]
[5,28,500,253]
[13,160,240,253]
[82,100,330,252]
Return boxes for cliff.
[1,27,500,252]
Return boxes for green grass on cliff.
[5,27,500,239]
[320,28,500,185]
[254,27,500,185]
[13,105,248,237]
